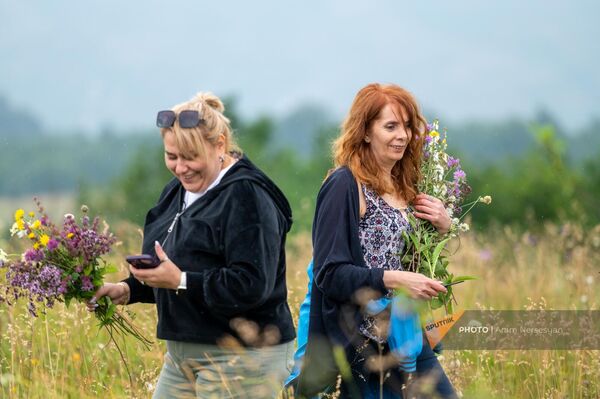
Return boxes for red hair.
[333,83,426,201]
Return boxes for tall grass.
[1,221,599,398]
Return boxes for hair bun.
[193,92,225,113]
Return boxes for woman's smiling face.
[366,103,412,170]
[163,130,223,193]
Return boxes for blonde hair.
[160,92,241,159]
[333,83,426,200]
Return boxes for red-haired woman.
[295,83,456,398]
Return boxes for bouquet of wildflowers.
[0,200,152,351]
[402,120,492,313]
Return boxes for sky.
[0,0,598,133]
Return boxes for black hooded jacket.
[124,155,296,345]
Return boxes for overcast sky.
[1,0,598,133]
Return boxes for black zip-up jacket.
[124,155,296,345]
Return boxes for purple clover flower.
[24,249,45,262]
[447,156,460,168]
[80,276,94,292]
[453,169,466,181]
[46,238,59,251]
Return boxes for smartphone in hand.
[126,254,161,269]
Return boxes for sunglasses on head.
[156,110,203,128]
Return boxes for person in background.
[294,83,457,398]
[88,92,295,398]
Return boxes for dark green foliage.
[466,125,589,229]
[1,99,599,232]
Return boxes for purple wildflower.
[46,238,59,251]
[5,261,63,316]
[80,276,94,292]
[453,169,466,182]
[24,248,44,262]
[447,156,460,168]
[479,249,493,262]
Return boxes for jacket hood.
[212,155,293,232]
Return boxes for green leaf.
[431,237,451,271]
[104,263,119,274]
[434,259,448,276]
[105,303,115,320]
[408,232,421,252]
[430,297,443,309]
[446,299,454,314]
[452,275,478,282]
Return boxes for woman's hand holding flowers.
[87,283,130,311]
[412,193,451,234]
[383,270,447,300]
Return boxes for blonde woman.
[89,92,295,398]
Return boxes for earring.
[219,155,225,163]
[364,137,371,143]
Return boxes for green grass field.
[1,219,599,398]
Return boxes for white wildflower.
[10,222,19,236]
[435,165,445,181]
[11,223,27,238]
[0,248,8,263]
[459,223,470,232]
[479,195,492,205]
[64,213,75,219]
[585,275,594,285]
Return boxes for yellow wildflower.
[14,209,25,221]
[67,232,74,239]
[33,243,40,250]
[16,219,25,231]
[28,232,36,239]
[39,234,50,247]
[28,211,35,218]
[31,220,42,230]
[430,131,439,138]
[72,352,81,362]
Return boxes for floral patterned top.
[358,184,412,342]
